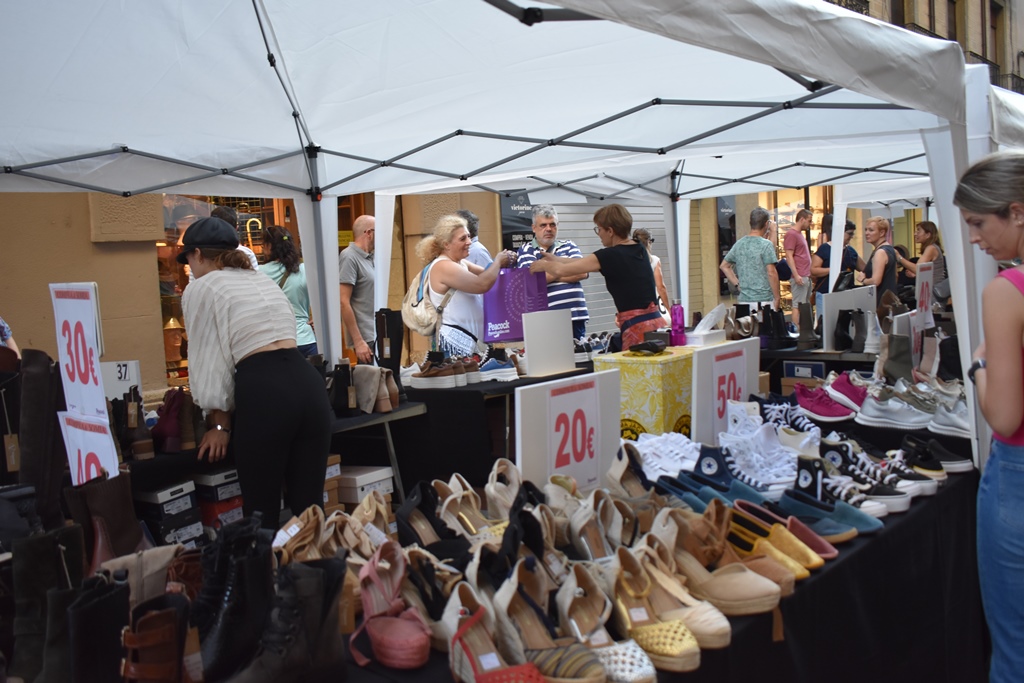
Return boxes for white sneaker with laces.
[726,400,763,437]
[855,394,932,430]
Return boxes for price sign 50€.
[548,379,599,489]
[50,284,107,419]
[712,349,746,437]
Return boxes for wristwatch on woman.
[968,358,986,383]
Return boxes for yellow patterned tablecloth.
[594,348,693,439]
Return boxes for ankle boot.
[151,389,183,454]
[376,308,406,401]
[863,310,883,355]
[758,307,774,350]
[201,530,275,683]
[850,309,868,353]
[767,309,796,350]
[9,525,86,682]
[796,303,820,351]
[229,556,348,682]
[64,471,152,574]
[106,399,124,464]
[327,362,356,418]
[189,515,263,640]
[68,573,131,683]
[122,593,190,683]
[34,585,82,683]
[834,310,855,351]
[127,386,154,460]
[18,349,68,531]
[178,390,197,451]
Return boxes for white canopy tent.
[0,0,1006,458]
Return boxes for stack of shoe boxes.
[134,479,206,548]
[323,454,342,515]
[195,468,244,531]
[338,465,397,538]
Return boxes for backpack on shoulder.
[401,262,455,337]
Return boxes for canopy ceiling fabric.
[0,0,965,200]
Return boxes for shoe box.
[780,376,819,396]
[135,480,205,547]
[193,468,241,502]
[335,465,394,504]
[200,494,244,529]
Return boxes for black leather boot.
[850,309,868,354]
[834,310,855,352]
[68,573,131,683]
[34,585,81,683]
[796,302,820,351]
[18,349,68,531]
[201,527,274,682]
[190,514,263,640]
[376,308,406,402]
[9,525,85,682]
[229,556,348,682]
[758,306,774,350]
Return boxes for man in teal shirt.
[720,207,780,308]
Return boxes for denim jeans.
[977,438,1024,682]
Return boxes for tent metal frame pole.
[304,145,334,363]
[481,0,597,25]
[7,170,127,196]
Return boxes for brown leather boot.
[63,471,153,573]
[122,593,190,683]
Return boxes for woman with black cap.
[179,217,332,529]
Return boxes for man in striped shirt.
[515,205,590,339]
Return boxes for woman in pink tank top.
[954,151,1024,683]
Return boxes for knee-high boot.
[18,350,68,531]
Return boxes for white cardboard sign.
[49,283,107,419]
[711,347,747,437]
[57,412,120,485]
[547,378,600,489]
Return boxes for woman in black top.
[861,216,898,304]
[529,204,661,348]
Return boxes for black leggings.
[233,348,333,529]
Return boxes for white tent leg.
[373,193,397,312]
[827,201,848,292]
[295,191,341,364]
[673,200,690,312]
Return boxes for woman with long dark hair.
[261,225,318,357]
[181,217,331,529]
[954,151,1024,681]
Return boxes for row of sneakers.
[404,355,524,388]
[815,370,973,440]
[575,333,613,362]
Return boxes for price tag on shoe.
[712,348,746,437]
[50,283,107,419]
[57,411,120,485]
[547,378,599,489]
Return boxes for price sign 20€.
[712,349,746,437]
[50,284,107,419]
[548,379,599,489]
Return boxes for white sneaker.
[863,310,883,354]
[726,400,763,437]
[777,426,820,457]
[717,432,789,500]
[822,473,889,518]
[855,394,932,430]
[928,399,971,439]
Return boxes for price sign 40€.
[548,379,599,489]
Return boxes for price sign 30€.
[50,284,107,419]
[548,379,599,489]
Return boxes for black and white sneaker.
[819,439,912,513]
[928,438,974,473]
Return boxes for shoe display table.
[329,401,427,504]
[405,368,589,487]
[344,470,986,683]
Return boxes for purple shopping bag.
[483,268,548,343]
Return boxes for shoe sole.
[700,590,781,617]
[913,466,948,481]
[854,413,931,431]
[464,371,481,384]
[867,492,911,513]
[926,422,971,440]
[410,375,457,389]
[906,477,939,495]
[824,385,863,412]
[817,527,859,544]
[647,649,701,673]
[799,406,855,423]
[939,459,974,473]
[479,369,519,382]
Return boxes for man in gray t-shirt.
[339,215,376,363]
[720,207,780,307]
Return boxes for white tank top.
[427,256,484,341]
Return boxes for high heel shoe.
[630,534,731,649]
[485,458,521,521]
[435,481,509,540]
[556,563,656,683]
[570,490,614,561]
[403,546,465,652]
[493,558,606,683]
[350,540,431,669]
[530,504,570,586]
[397,481,470,557]
[444,582,546,683]
[610,547,700,672]
[352,489,393,547]
[543,475,584,547]
[274,505,324,564]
